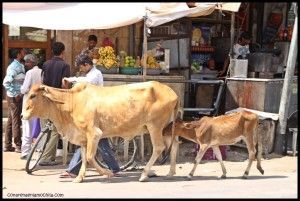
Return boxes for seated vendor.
[218,32,251,77]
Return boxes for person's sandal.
[59,172,77,178]
[3,147,15,152]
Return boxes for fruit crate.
[96,66,119,74]
[119,67,141,75]
[145,68,162,75]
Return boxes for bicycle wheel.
[95,137,138,171]
[25,129,51,174]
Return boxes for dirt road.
[2,146,298,198]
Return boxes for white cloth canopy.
[3,3,240,30]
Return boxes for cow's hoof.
[147,170,157,178]
[106,172,114,179]
[242,175,248,179]
[165,174,174,180]
[186,175,192,181]
[220,175,226,179]
[72,177,83,183]
[139,174,149,182]
[166,172,175,177]
[258,167,264,175]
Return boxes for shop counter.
[225,77,298,116]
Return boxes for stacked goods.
[97,46,117,68]
[120,56,141,75]
[147,56,160,68]
[118,51,127,67]
[124,56,136,67]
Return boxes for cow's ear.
[42,91,65,104]
[39,85,50,93]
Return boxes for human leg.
[21,119,33,157]
[4,97,13,150]
[39,121,59,164]
[11,97,23,151]
[66,147,82,175]
[98,138,120,173]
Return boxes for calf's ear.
[183,122,195,129]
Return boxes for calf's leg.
[212,146,227,178]
[187,144,209,180]
[255,130,264,175]
[242,137,256,179]
[167,136,180,177]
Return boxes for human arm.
[60,64,71,88]
[218,55,230,77]
[63,68,103,86]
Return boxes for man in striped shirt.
[3,48,26,152]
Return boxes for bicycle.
[25,120,139,174]
[25,120,53,174]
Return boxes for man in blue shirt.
[38,42,71,166]
[3,48,26,152]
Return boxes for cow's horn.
[39,85,45,90]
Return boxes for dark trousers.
[5,96,23,149]
[67,138,120,175]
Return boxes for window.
[8,26,47,42]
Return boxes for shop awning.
[3,3,240,30]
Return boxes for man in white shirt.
[20,54,42,159]
[60,55,121,178]
[63,57,103,87]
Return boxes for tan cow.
[163,110,264,180]
[22,81,179,183]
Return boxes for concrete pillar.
[56,30,75,75]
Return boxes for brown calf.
[163,110,264,179]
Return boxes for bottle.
[287,4,295,27]
[135,56,141,67]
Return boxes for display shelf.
[191,46,215,52]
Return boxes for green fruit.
[130,63,134,66]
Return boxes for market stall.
[3,3,297,155]
[3,3,241,110]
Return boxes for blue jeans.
[67,138,120,175]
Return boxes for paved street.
[2,148,298,198]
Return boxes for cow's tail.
[160,99,180,165]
